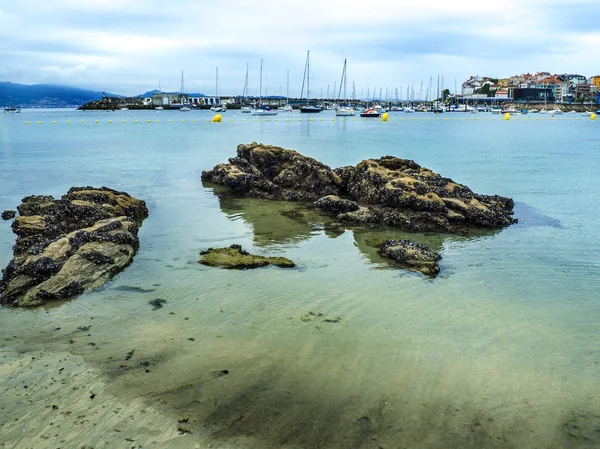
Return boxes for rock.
[199,244,295,269]
[314,195,359,214]
[0,187,148,307]
[379,239,442,277]
[1,210,16,220]
[201,142,344,201]
[203,145,516,233]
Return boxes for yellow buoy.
[169,119,173,123]
[135,119,138,123]
[38,121,42,124]
[121,120,125,123]
[591,113,597,120]
[504,113,510,121]
[212,114,222,122]
[381,112,389,122]
[53,121,57,124]
[82,120,85,124]
[94,120,98,124]
[182,119,185,122]
[67,120,71,124]
[108,120,112,123]
[25,121,30,124]
[194,119,197,122]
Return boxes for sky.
[1,0,600,98]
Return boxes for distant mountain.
[0,82,118,108]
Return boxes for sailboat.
[251,58,278,116]
[241,63,252,113]
[335,59,354,116]
[154,82,164,110]
[179,70,190,111]
[279,69,293,112]
[300,51,321,113]
[210,67,227,112]
[3,97,21,113]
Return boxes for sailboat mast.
[344,60,347,100]
[307,50,310,104]
[216,67,219,98]
[286,68,289,102]
[243,62,249,99]
[259,58,263,105]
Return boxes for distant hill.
[0,82,118,108]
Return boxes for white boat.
[251,58,278,117]
[582,111,592,116]
[120,107,129,111]
[336,106,355,116]
[155,106,164,111]
[501,107,520,115]
[548,108,563,115]
[334,60,355,116]
[252,107,278,116]
[491,107,502,114]
[3,97,21,113]
[282,104,293,112]
[300,50,321,114]
[179,70,190,111]
[404,107,415,113]
[241,106,252,113]
[210,67,226,113]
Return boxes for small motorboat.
[210,105,227,112]
[360,107,382,118]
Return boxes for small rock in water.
[199,244,295,269]
[1,210,16,220]
[379,239,442,277]
[148,298,167,310]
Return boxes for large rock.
[201,142,344,201]
[203,144,516,233]
[0,187,148,307]
[379,239,441,277]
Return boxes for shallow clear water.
[1,108,600,448]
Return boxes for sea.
[0,108,599,449]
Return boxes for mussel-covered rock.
[1,210,16,220]
[0,187,148,307]
[203,144,517,233]
[379,239,442,277]
[199,244,295,269]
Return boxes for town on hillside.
[460,73,600,104]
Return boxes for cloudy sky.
[1,0,600,98]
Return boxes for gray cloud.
[1,0,599,95]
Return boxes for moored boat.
[360,107,382,118]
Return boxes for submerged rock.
[203,143,517,233]
[379,239,441,277]
[0,187,148,307]
[1,210,16,220]
[199,244,295,269]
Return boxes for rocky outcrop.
[201,142,344,201]
[200,244,295,269]
[1,210,16,220]
[379,239,441,277]
[0,187,148,307]
[202,143,516,233]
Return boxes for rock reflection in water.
[206,181,500,272]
